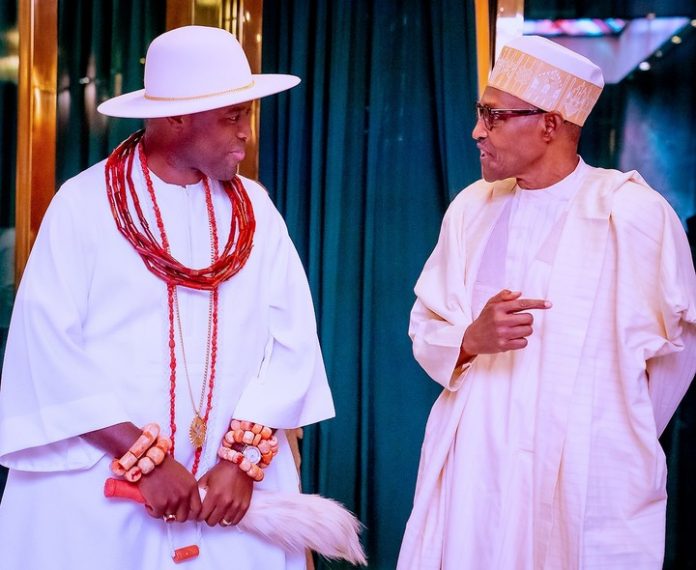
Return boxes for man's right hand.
[82,422,202,522]
[459,289,551,361]
[137,455,202,522]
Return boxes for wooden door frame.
[15,0,57,284]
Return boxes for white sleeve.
[648,323,696,435]
[409,203,474,391]
[645,202,696,434]
[0,189,129,471]
[232,214,334,428]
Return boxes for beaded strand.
[104,131,255,475]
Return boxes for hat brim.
[97,73,300,118]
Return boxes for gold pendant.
[189,415,207,448]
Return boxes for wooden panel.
[475,0,492,97]
[15,0,57,283]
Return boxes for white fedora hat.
[97,25,300,118]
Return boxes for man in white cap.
[0,26,334,569]
[398,35,696,569]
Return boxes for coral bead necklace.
[105,130,255,475]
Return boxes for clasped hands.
[138,456,252,527]
[458,289,552,364]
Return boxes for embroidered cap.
[488,35,604,127]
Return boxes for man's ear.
[541,112,563,142]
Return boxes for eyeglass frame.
[475,102,547,131]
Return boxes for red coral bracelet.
[110,423,171,483]
[218,420,279,481]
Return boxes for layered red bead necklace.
[105,130,255,475]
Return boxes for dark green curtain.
[0,1,17,350]
[577,83,625,170]
[671,219,696,570]
[0,1,17,231]
[56,0,166,187]
[260,1,480,567]
[617,29,696,223]
[0,0,18,500]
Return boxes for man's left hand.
[197,461,254,526]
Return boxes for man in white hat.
[0,26,334,569]
[398,35,696,569]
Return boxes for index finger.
[190,487,203,515]
[508,298,552,312]
[195,489,214,521]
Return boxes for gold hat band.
[144,80,256,102]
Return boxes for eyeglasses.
[475,103,546,131]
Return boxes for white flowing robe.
[0,157,335,569]
[398,164,696,570]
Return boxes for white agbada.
[398,161,696,570]
[0,156,335,569]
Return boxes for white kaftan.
[398,161,696,570]
[0,156,335,569]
